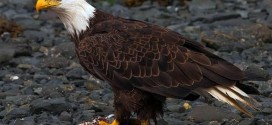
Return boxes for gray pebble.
[59,111,71,121]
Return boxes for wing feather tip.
[205,85,258,118]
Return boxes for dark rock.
[15,19,42,30]
[5,108,29,120]
[239,118,255,125]
[256,119,269,125]
[66,68,86,79]
[187,105,242,122]
[33,74,49,81]
[51,42,75,59]
[0,70,9,79]
[102,93,114,102]
[35,84,63,98]
[188,0,216,12]
[244,65,270,81]
[0,48,15,63]
[14,44,32,57]
[192,13,241,23]
[59,111,71,121]
[42,56,69,68]
[157,118,195,125]
[75,110,95,123]
[4,95,37,105]
[13,116,35,125]
[89,90,102,100]
[262,108,272,114]
[71,80,86,87]
[22,30,45,42]
[262,87,272,97]
[30,98,72,114]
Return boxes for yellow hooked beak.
[36,0,60,13]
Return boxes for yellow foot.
[141,120,149,125]
[183,102,192,110]
[98,119,119,125]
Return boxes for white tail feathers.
[205,85,258,117]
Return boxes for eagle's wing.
[76,18,255,116]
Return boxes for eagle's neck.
[55,1,95,36]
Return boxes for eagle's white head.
[36,0,96,36]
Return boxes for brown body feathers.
[74,10,256,124]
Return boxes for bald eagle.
[36,0,258,124]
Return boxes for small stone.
[17,64,32,69]
[0,48,15,63]
[188,0,216,12]
[39,46,49,56]
[59,84,76,93]
[13,117,35,125]
[85,82,101,91]
[76,110,95,122]
[33,74,48,81]
[42,56,69,68]
[33,87,43,95]
[10,75,19,81]
[51,42,75,59]
[59,111,71,121]
[66,68,86,79]
[239,118,256,125]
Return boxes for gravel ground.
[0,0,272,125]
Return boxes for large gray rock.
[30,98,72,114]
[187,105,242,123]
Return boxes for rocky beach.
[0,0,271,125]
